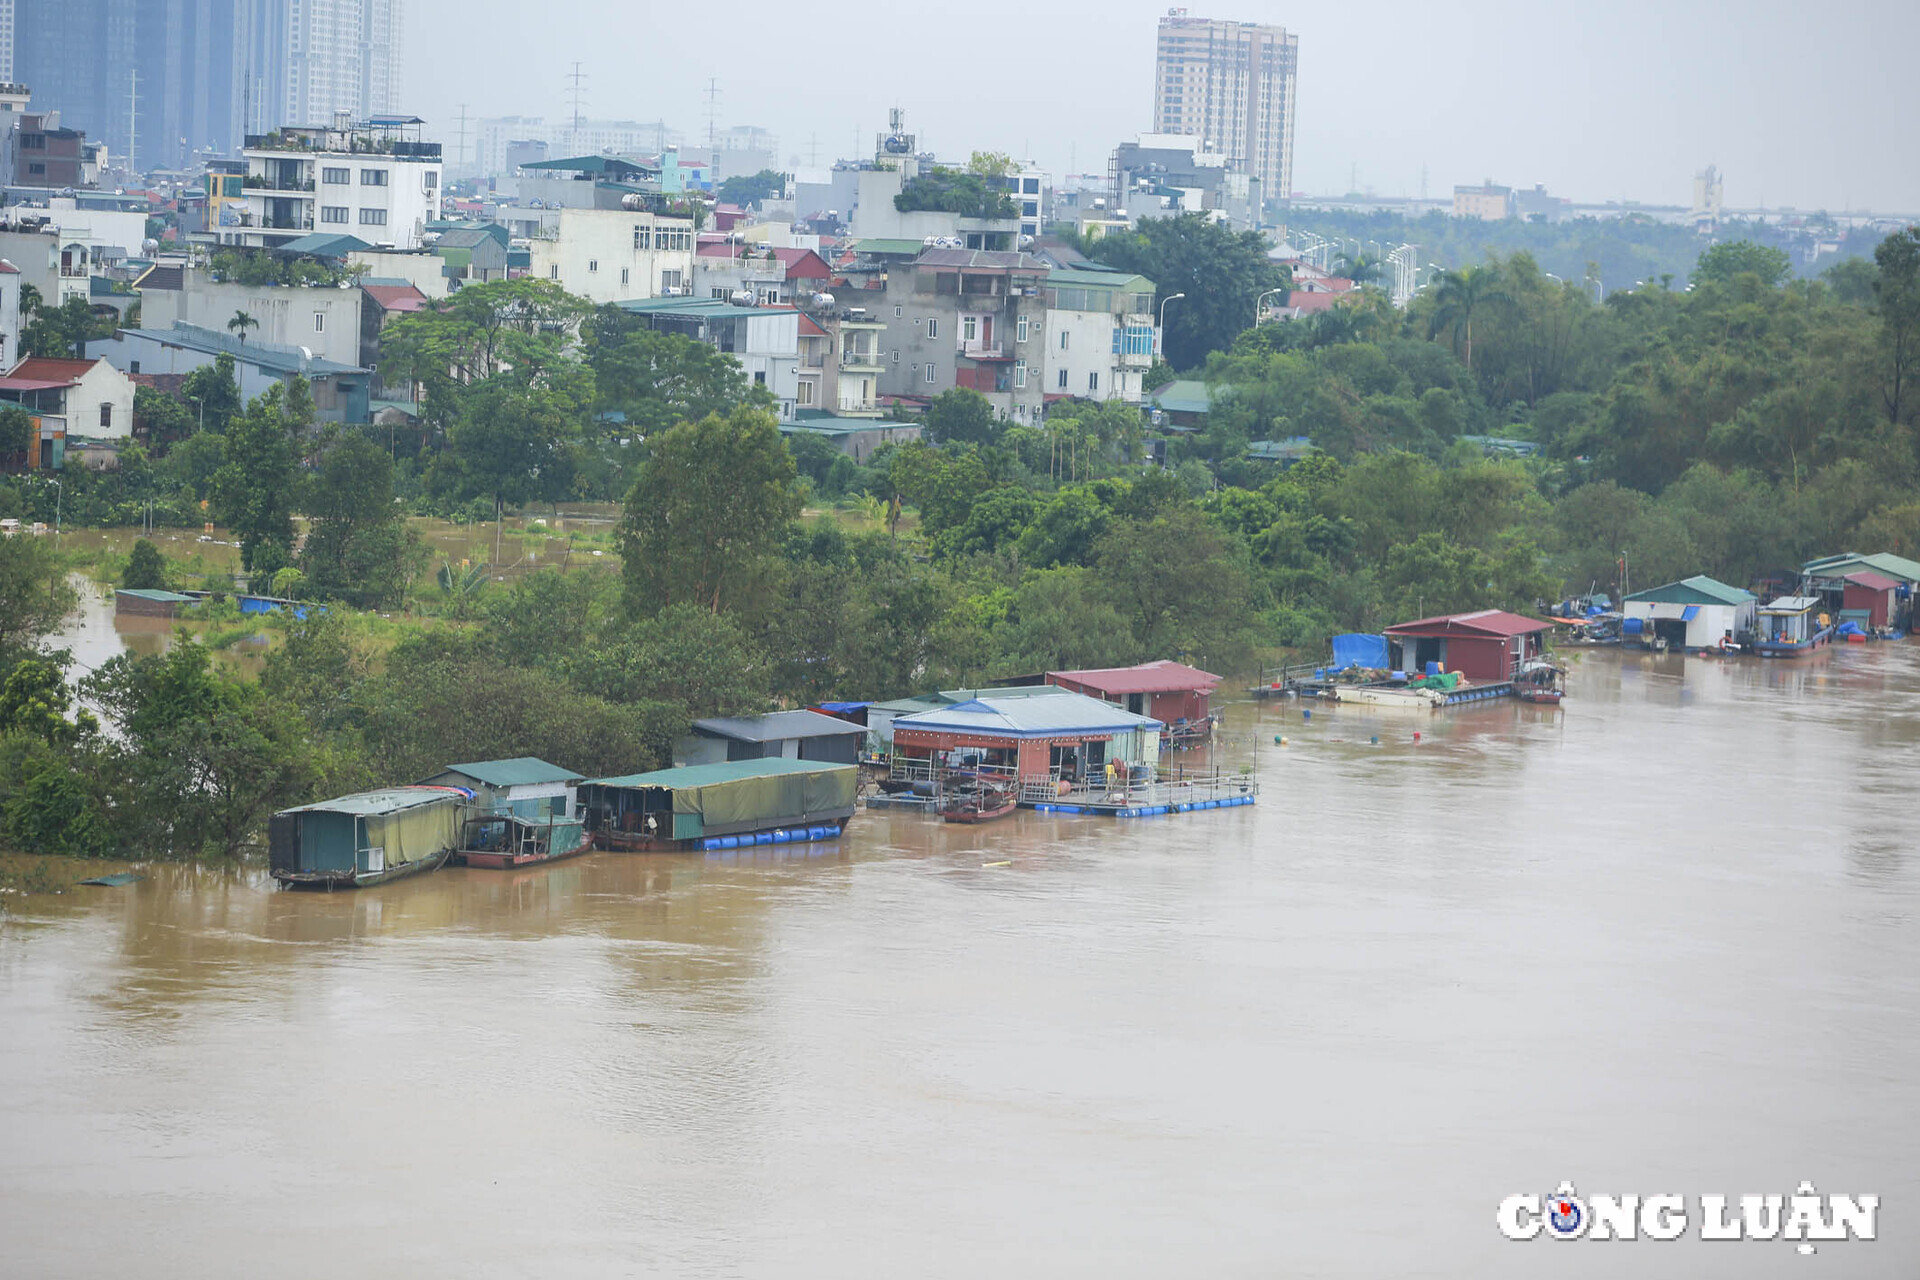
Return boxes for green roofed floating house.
[1620,576,1758,653]
[419,757,589,871]
[578,758,858,852]
[269,787,465,889]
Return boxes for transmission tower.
[566,63,588,153]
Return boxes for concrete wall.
[525,208,696,304]
[67,360,136,439]
[140,277,364,368]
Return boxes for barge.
[578,758,858,852]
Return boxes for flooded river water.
[3,645,1918,1277]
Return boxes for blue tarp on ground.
[1330,633,1390,671]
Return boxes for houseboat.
[1753,596,1833,658]
[1620,576,1757,653]
[578,758,859,852]
[419,756,585,822]
[1047,660,1222,749]
[269,787,464,889]
[451,812,589,869]
[889,690,1163,802]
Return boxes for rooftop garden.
[207,249,366,288]
[894,168,1018,220]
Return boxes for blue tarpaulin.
[1330,633,1389,671]
[1681,605,1700,620]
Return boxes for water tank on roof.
[621,193,650,211]
[811,292,835,308]
[730,290,755,305]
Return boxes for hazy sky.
[406,0,1920,212]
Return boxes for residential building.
[683,711,866,767]
[0,210,136,305]
[1151,13,1298,204]
[426,227,507,287]
[221,114,441,250]
[1513,183,1567,223]
[1692,164,1724,232]
[694,243,830,307]
[1452,181,1513,221]
[1047,660,1221,727]
[286,0,404,125]
[14,111,98,189]
[864,247,1051,424]
[87,321,371,422]
[1621,576,1758,652]
[0,354,136,468]
[1109,133,1256,226]
[1040,268,1157,403]
[997,162,1049,239]
[134,268,365,368]
[0,2,12,82]
[511,154,663,214]
[525,207,696,304]
[778,413,921,462]
[0,80,27,186]
[612,296,798,420]
[1382,609,1552,683]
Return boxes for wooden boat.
[942,781,1018,824]
[1514,660,1566,705]
[1753,596,1834,658]
[453,813,588,869]
[1326,684,1448,709]
[1164,714,1217,748]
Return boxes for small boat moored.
[452,813,588,869]
[1514,660,1567,705]
[941,779,1018,824]
[1753,596,1834,658]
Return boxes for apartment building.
[1040,270,1158,404]
[221,115,442,250]
[1151,12,1298,205]
[524,207,696,304]
[870,247,1051,424]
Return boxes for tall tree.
[227,309,259,343]
[211,381,305,572]
[1872,226,1920,431]
[1087,213,1287,369]
[0,527,78,665]
[298,431,423,607]
[1426,266,1514,373]
[616,405,801,615]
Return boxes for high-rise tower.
[1151,11,1298,203]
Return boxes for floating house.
[418,757,584,820]
[578,758,858,851]
[1803,552,1919,628]
[113,587,197,618]
[1047,660,1221,745]
[1754,596,1832,658]
[684,710,867,766]
[889,691,1163,792]
[1840,571,1900,631]
[269,787,465,889]
[1382,610,1553,683]
[1620,576,1757,651]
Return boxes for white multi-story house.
[1040,269,1159,404]
[222,115,442,251]
[525,208,696,305]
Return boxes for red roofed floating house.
[1841,571,1900,630]
[1047,660,1222,744]
[1382,609,1553,683]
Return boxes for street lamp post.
[189,394,205,433]
[47,476,61,541]
[1158,292,1185,358]
[1254,288,1286,325]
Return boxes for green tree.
[210,381,303,572]
[0,533,77,665]
[122,538,168,590]
[1088,214,1287,369]
[617,405,801,615]
[0,404,33,462]
[0,654,98,746]
[22,295,112,358]
[298,432,423,607]
[1692,241,1793,289]
[1093,506,1252,667]
[923,388,998,446]
[585,321,768,437]
[1871,226,1920,431]
[226,309,259,343]
[1426,265,1514,373]
[715,169,788,206]
[180,353,244,433]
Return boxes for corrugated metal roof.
[277,786,465,817]
[1050,660,1221,696]
[1151,380,1212,414]
[915,248,1048,271]
[893,691,1163,738]
[1385,609,1553,638]
[271,232,373,258]
[115,588,195,602]
[1622,575,1755,607]
[1803,551,1920,584]
[585,757,851,789]
[433,757,584,787]
[1760,596,1820,613]
[1843,570,1901,591]
[693,710,866,743]
[1046,268,1153,291]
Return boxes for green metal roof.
[1622,575,1756,606]
[272,232,374,258]
[869,696,944,714]
[1151,380,1212,415]
[780,415,918,437]
[519,155,659,176]
[1247,438,1314,462]
[431,757,584,787]
[277,786,463,817]
[846,238,926,257]
[1046,269,1153,291]
[585,757,853,790]
[116,588,195,603]
[1802,551,1920,584]
[614,296,768,319]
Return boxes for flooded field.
[2,644,1917,1277]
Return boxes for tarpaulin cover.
[1408,671,1461,690]
[364,801,460,868]
[672,766,857,832]
[1681,605,1700,621]
[1330,633,1389,670]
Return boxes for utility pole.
[704,77,721,160]
[566,63,587,154]
[455,103,469,176]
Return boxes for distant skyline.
[404,0,1920,213]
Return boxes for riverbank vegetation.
[0,228,1915,866]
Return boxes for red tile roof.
[1050,660,1222,695]
[772,247,830,278]
[0,376,77,391]
[362,283,427,313]
[12,357,98,380]
[1385,609,1553,638]
[797,314,827,338]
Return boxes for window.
[359,208,387,226]
[1023,201,1038,218]
[926,317,938,339]
[588,259,598,273]
[798,380,814,406]
[1014,360,1027,388]
[893,304,902,318]
[314,312,326,333]
[661,269,683,290]
[1023,178,1040,194]
[320,206,348,223]
[925,364,936,384]
[360,168,388,186]
[100,403,112,428]
[128,359,138,374]
[322,166,350,184]
[1089,371,1099,392]
[711,288,729,299]
[550,265,560,279]
[26,163,42,175]
[423,171,438,190]
[891,350,899,364]
[962,316,977,342]
[621,268,630,285]
[633,226,651,249]
[754,371,766,385]
[1016,315,1029,343]
[1059,330,1070,350]
[1058,368,1069,389]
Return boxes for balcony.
[956,340,1006,361]
[244,175,314,193]
[262,215,316,232]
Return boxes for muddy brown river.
[3,645,1917,1277]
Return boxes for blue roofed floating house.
[577,757,858,852]
[269,786,465,889]
[889,690,1163,794]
